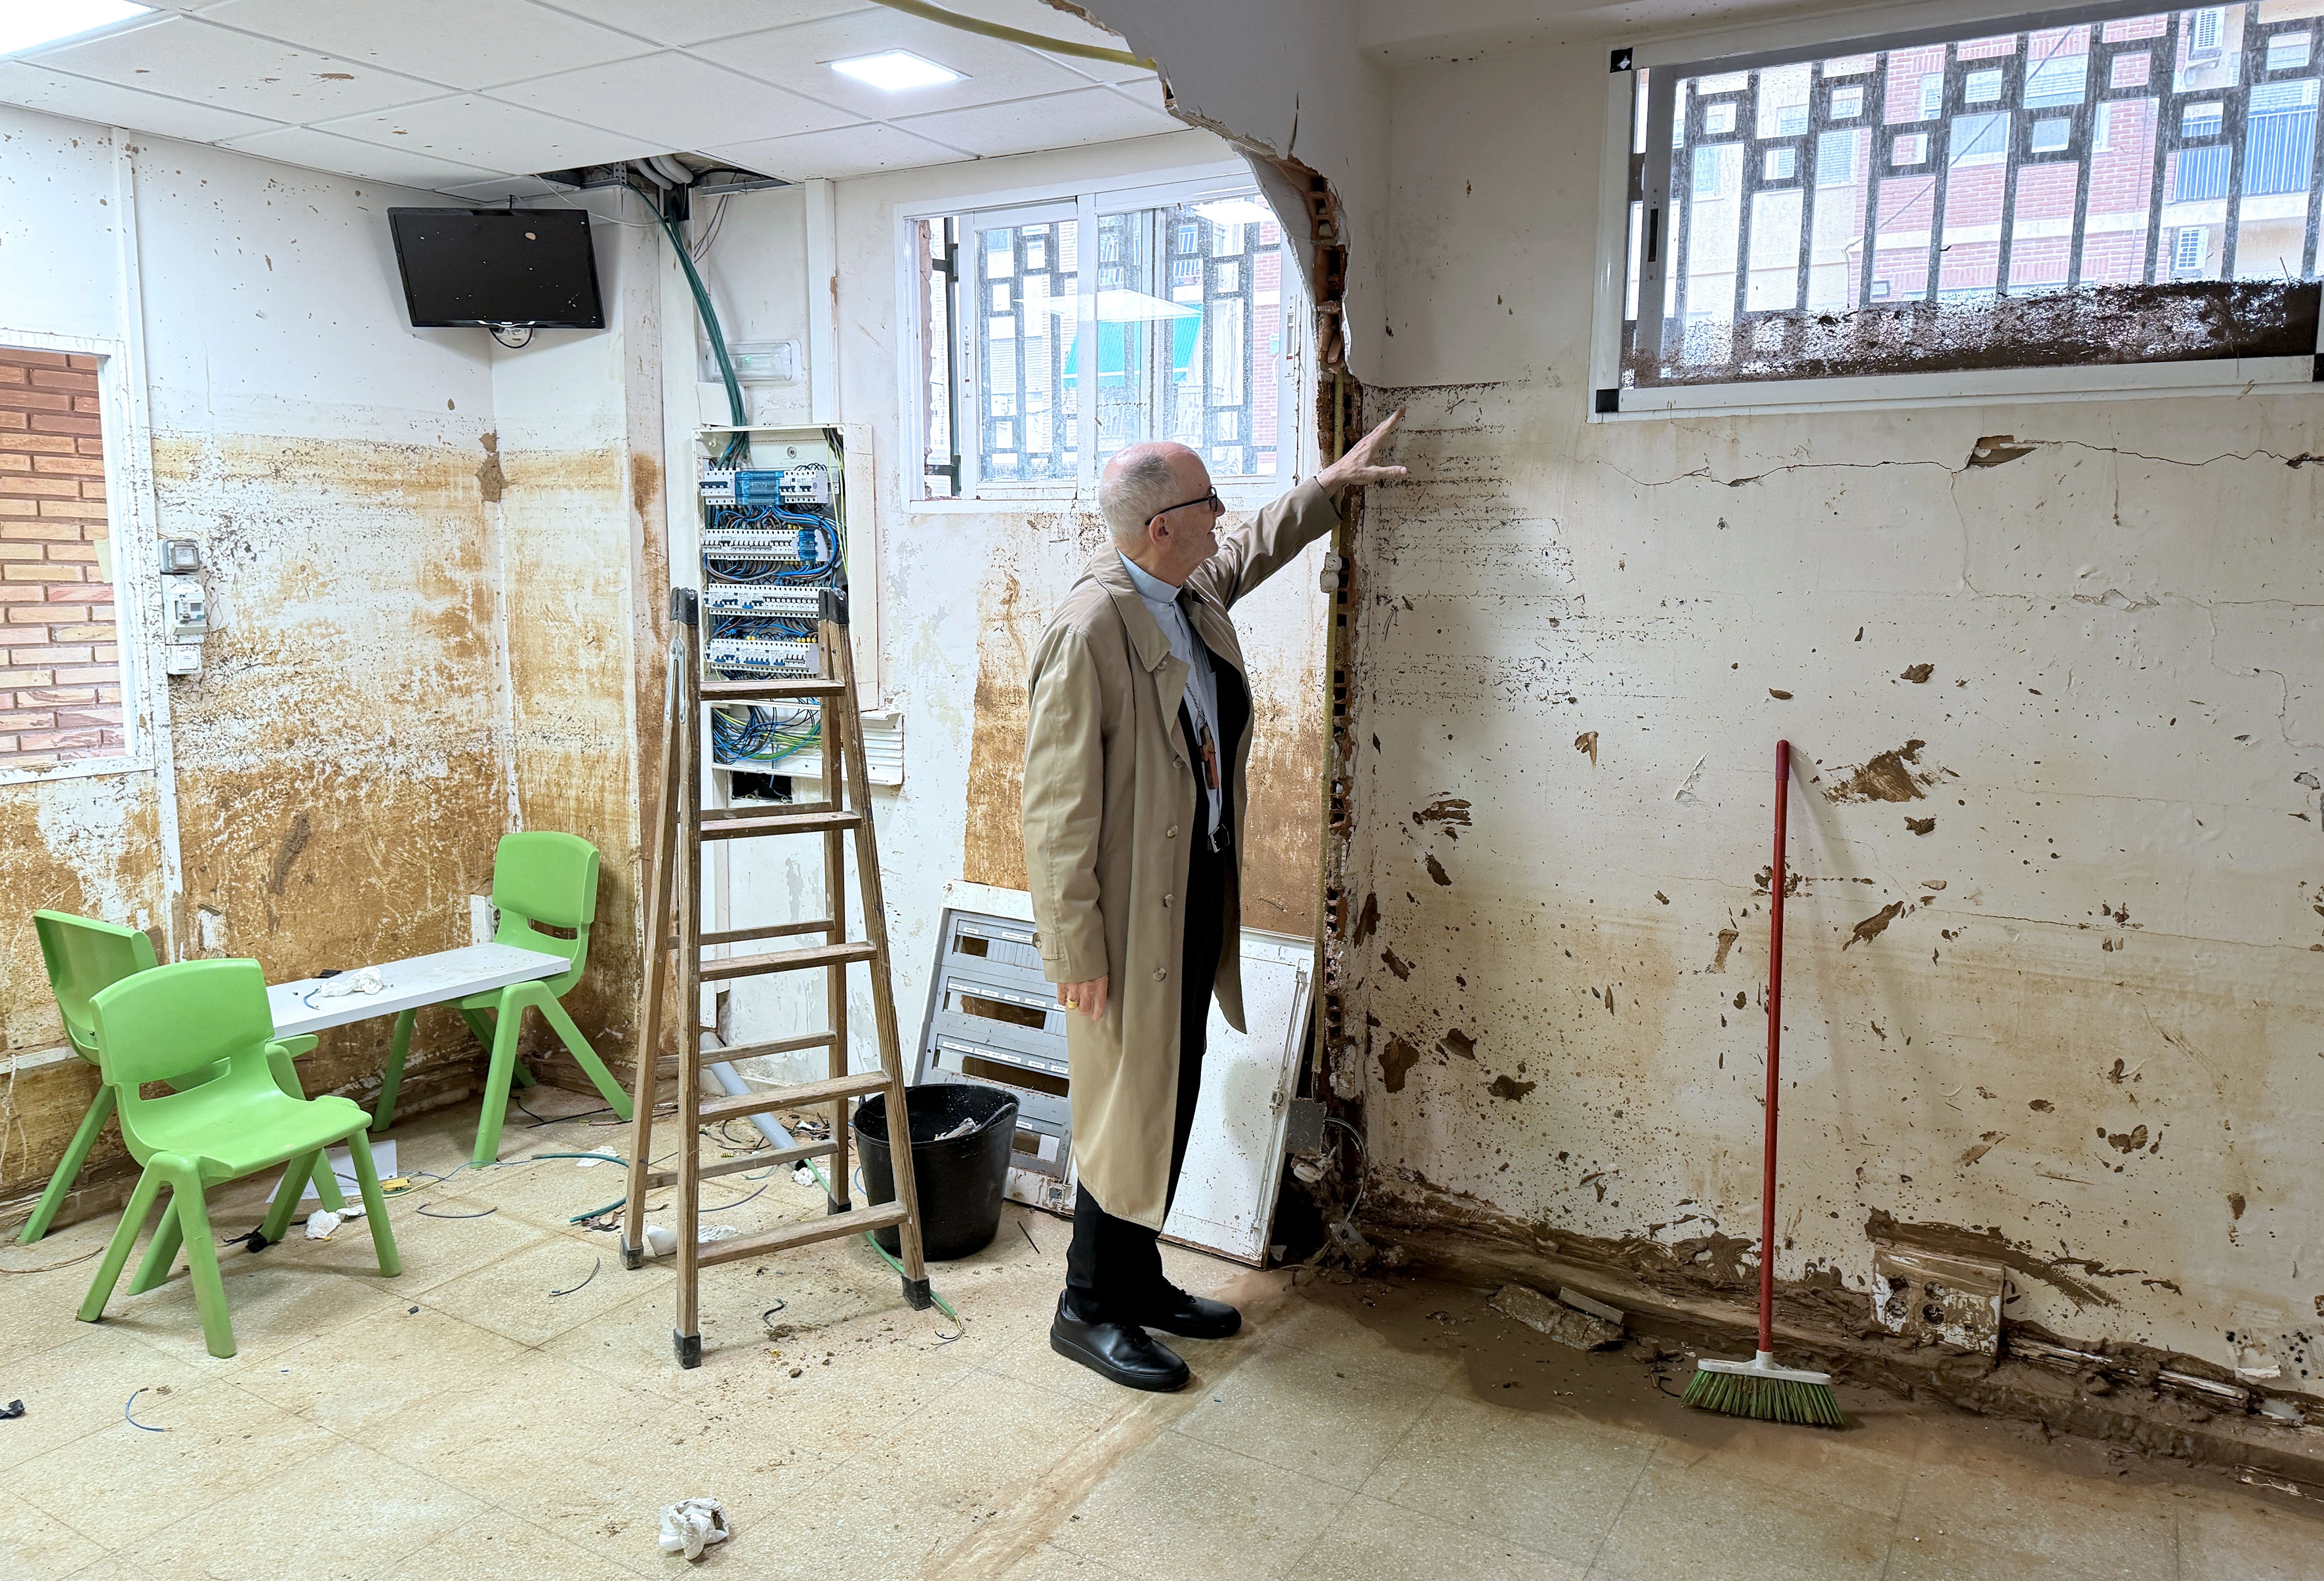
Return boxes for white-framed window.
[1595,0,2324,418]
[907,170,1304,504]
[0,326,144,783]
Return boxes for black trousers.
[1064,826,1233,1317]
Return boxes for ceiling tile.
[542,0,868,49]
[197,0,653,91]
[437,174,567,201]
[0,60,284,142]
[704,121,969,181]
[893,84,1179,159]
[312,94,649,173]
[712,10,1090,121]
[217,124,500,189]
[932,0,1151,80]
[487,50,855,146]
[25,15,443,119]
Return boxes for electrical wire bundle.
[704,497,843,770]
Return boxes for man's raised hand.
[1316,406,1408,497]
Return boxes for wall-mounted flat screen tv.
[389,207,605,329]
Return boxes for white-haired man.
[1023,413,1405,1390]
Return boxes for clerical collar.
[1117,552,1182,606]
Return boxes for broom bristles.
[1682,1363,1848,1427]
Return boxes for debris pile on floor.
[1490,1282,1625,1350]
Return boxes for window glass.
[975,219,1078,483]
[1621,4,2324,391]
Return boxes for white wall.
[1334,37,2324,1384]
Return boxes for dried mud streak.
[1825,739,1933,804]
[926,1269,1295,1579]
[1866,1210,2119,1308]
[1707,927,1739,972]
[963,567,1036,891]
[1845,901,1907,949]
[156,431,506,1106]
[1380,1037,1421,1092]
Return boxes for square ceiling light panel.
[830,51,962,91]
[26,14,434,118]
[197,0,654,91]
[488,50,856,148]
[716,12,1084,119]
[0,0,150,58]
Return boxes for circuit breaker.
[695,429,847,772]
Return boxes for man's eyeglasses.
[1147,491,1223,528]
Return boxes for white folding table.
[269,943,571,1038]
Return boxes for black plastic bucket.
[853,1083,1019,1260]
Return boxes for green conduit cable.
[863,0,1153,69]
[567,1160,962,1332]
[647,195,750,464]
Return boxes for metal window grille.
[1625,1,2324,388]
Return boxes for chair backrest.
[34,910,158,1063]
[491,832,600,990]
[89,958,272,1094]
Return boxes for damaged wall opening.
[1605,0,2324,409]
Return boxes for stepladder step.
[700,939,876,983]
[697,1069,886,1123]
[643,1138,838,1188]
[696,1202,908,1268]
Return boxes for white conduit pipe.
[708,1060,796,1150]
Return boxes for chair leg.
[78,1166,164,1323]
[345,1128,401,1278]
[261,1152,320,1244]
[128,1190,186,1296]
[374,1008,418,1131]
[539,992,635,1121]
[462,1006,535,1088]
[158,1157,235,1359]
[470,993,527,1167]
[262,1048,346,1212]
[20,1083,116,1244]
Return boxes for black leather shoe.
[1131,1286,1242,1340]
[1050,1296,1189,1391]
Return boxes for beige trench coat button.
[1162,893,1173,908]
[1153,967,1168,981]
[1165,825,1178,839]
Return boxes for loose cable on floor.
[414,1204,497,1220]
[550,1256,601,1298]
[124,1389,167,1431]
[0,1246,102,1275]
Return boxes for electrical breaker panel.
[695,430,848,773]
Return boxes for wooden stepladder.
[620,585,930,1367]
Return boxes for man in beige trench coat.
[1023,411,1405,1390]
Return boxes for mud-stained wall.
[1334,36,2324,1387]
[692,133,1327,1085]
[0,111,507,1208]
[155,432,502,1101]
[957,517,1328,940]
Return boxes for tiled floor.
[3,1086,2319,1579]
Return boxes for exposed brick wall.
[0,348,121,768]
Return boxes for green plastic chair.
[373,832,634,1166]
[77,958,398,1357]
[19,911,343,1244]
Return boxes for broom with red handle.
[1682,739,1848,1427]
